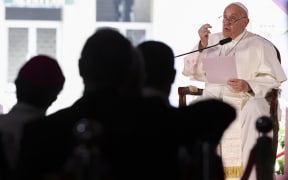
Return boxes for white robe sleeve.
[182,46,206,82]
[245,38,287,98]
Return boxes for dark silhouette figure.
[0,55,65,178]
[135,41,182,179]
[137,40,176,107]
[14,27,145,180]
[137,40,236,180]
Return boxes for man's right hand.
[198,24,212,48]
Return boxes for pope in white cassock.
[182,2,287,180]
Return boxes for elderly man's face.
[221,4,249,39]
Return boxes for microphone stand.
[175,43,219,58]
[174,37,232,58]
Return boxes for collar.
[231,30,247,45]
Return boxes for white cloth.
[0,102,46,169]
[182,30,287,180]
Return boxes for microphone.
[219,37,232,45]
[175,37,232,58]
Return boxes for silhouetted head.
[15,55,65,109]
[137,40,176,95]
[79,27,144,97]
[182,98,236,145]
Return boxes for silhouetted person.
[137,40,176,108]
[137,40,236,180]
[0,55,65,177]
[14,27,144,180]
[135,40,183,179]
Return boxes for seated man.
[182,2,287,179]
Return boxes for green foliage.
[275,119,285,175]
[275,156,284,174]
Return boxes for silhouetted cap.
[17,55,65,87]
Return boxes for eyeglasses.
[218,16,247,24]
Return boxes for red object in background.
[276,151,285,158]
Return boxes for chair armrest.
[178,85,203,107]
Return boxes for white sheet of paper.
[202,56,238,84]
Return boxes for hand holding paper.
[227,78,251,92]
